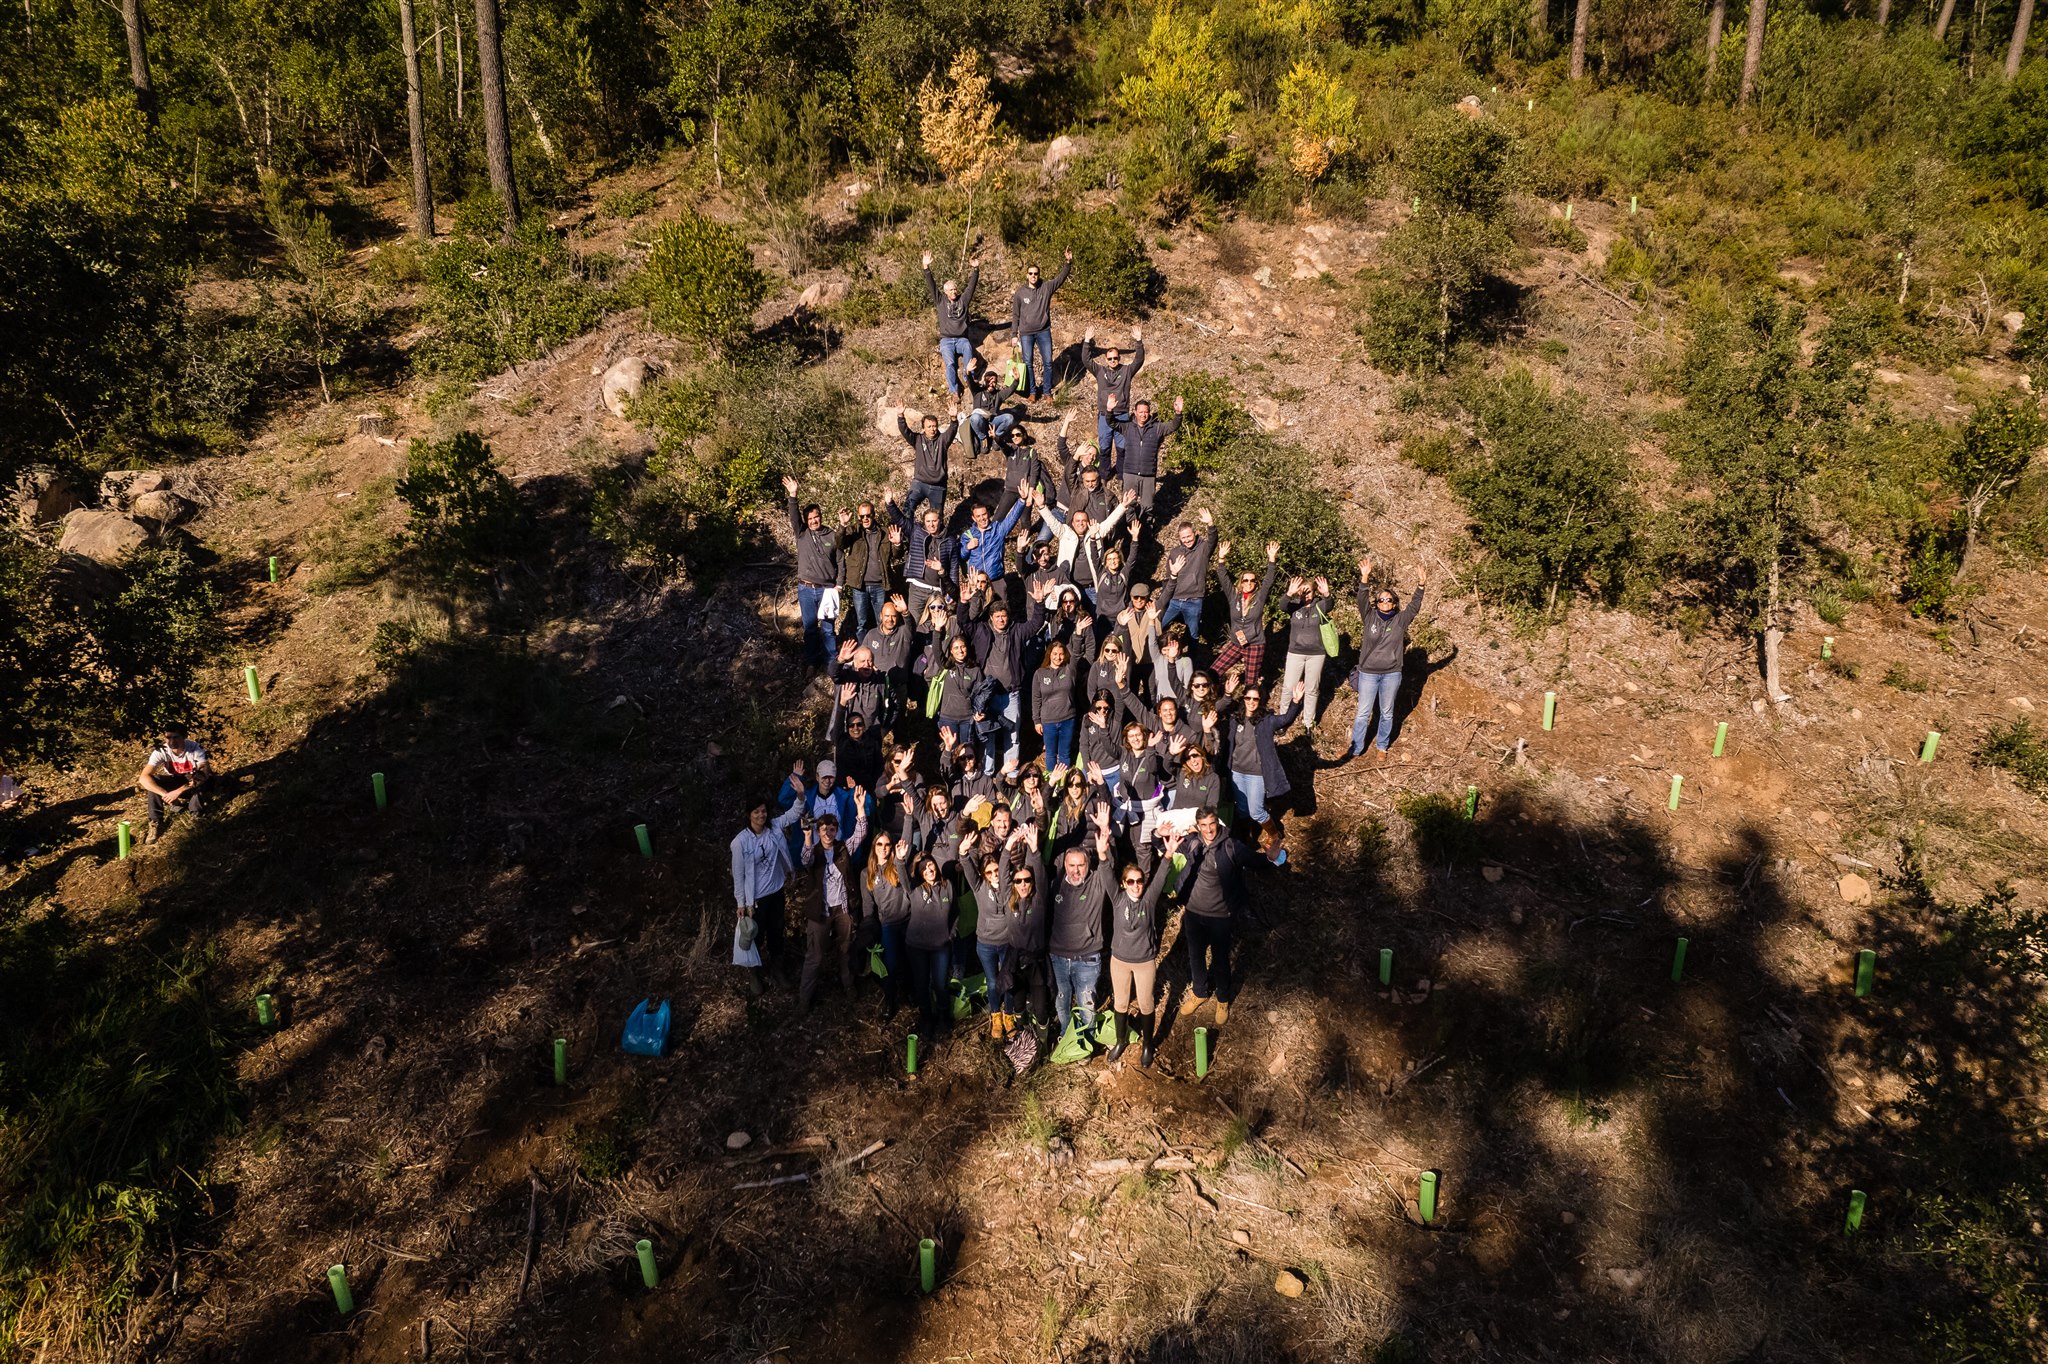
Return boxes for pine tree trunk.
[1705,0,1729,88]
[121,0,155,123]
[400,0,435,240]
[453,3,466,124]
[2006,0,2036,76]
[1763,548,1788,701]
[1876,0,1892,27]
[1570,0,1593,78]
[471,0,519,241]
[1935,0,1958,40]
[1738,0,1769,106]
[1531,0,1548,47]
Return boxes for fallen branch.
[1568,269,1644,314]
[734,1139,887,1190]
[516,1170,545,1302]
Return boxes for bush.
[1156,370,1259,476]
[998,196,1156,318]
[1210,436,1362,598]
[1359,276,1443,376]
[1976,719,2048,798]
[1375,107,1518,369]
[642,211,768,353]
[396,431,526,574]
[413,223,612,380]
[1449,367,1634,615]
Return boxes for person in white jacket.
[732,765,807,988]
[1033,486,1136,573]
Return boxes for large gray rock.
[131,489,196,526]
[12,467,85,526]
[1043,135,1085,179]
[601,357,649,419]
[99,470,168,507]
[57,508,151,565]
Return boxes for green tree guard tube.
[1919,731,1940,763]
[1668,774,1683,810]
[244,665,261,703]
[637,1239,658,1288]
[1712,722,1727,758]
[268,556,279,582]
[634,823,653,858]
[372,772,387,810]
[1821,636,1834,659]
[117,821,132,859]
[256,994,275,1027]
[553,1037,567,1086]
[1465,785,1479,820]
[1630,195,1638,214]
[1419,1172,1439,1224]
[1379,948,1394,986]
[918,1238,936,1294]
[1855,950,1875,998]
[1845,1190,1866,1234]
[328,1264,353,1314]
[1542,691,1556,730]
[1564,202,1573,221]
[1671,937,1689,983]
[906,1034,919,1075]
[1195,1027,1210,1078]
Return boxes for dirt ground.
[8,149,2047,1364]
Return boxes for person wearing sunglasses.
[834,501,900,637]
[959,828,1017,1038]
[1350,556,1427,761]
[1171,807,1255,1026]
[1008,248,1072,399]
[1222,680,1306,826]
[1212,540,1280,692]
[904,852,958,1034]
[1106,852,1176,1066]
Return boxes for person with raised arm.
[783,475,842,670]
[1009,248,1073,399]
[1350,557,1428,762]
[923,249,980,396]
[1212,540,1281,693]
[1081,325,1146,457]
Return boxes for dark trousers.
[751,889,789,971]
[1184,911,1235,1003]
[1013,953,1055,1026]
[146,771,211,825]
[879,918,906,1008]
[800,910,855,1008]
[908,944,951,1029]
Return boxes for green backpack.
[949,971,988,1020]
[1048,1012,1096,1064]
[868,943,888,979]
[924,668,950,719]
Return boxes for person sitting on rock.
[138,724,212,843]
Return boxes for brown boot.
[1214,998,1229,1026]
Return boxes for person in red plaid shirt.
[1210,541,1279,694]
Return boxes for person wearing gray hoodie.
[1349,557,1427,760]
[923,251,980,396]
[1009,249,1072,398]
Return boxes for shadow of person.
[1387,641,1460,746]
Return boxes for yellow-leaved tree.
[915,51,1015,257]
[1117,1,1244,207]
[1276,61,1358,183]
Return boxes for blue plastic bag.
[621,998,672,1057]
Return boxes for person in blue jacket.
[957,495,1029,588]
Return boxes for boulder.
[1273,1269,1305,1298]
[131,489,196,526]
[725,1130,753,1151]
[57,508,150,565]
[1249,396,1285,433]
[1043,135,1084,179]
[875,396,930,441]
[12,467,85,526]
[601,357,650,419]
[798,279,849,310]
[1837,873,1872,906]
[99,470,168,507]
[2003,311,2025,335]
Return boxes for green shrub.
[1976,719,2048,798]
[599,187,654,221]
[1953,60,2048,209]
[396,431,526,573]
[1156,370,1258,476]
[642,211,768,353]
[1449,367,1635,615]
[998,196,1156,317]
[1210,437,1362,600]
[1882,662,1929,694]
[1901,517,1969,621]
[1358,276,1442,376]
[413,224,612,380]
[86,548,226,738]
[1401,430,1460,477]
[1396,791,1482,869]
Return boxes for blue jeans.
[1040,716,1077,771]
[797,584,837,667]
[983,689,1020,771]
[879,919,906,1006]
[1097,408,1130,456]
[1231,769,1268,824]
[1051,952,1103,1030]
[850,585,886,636]
[1019,329,1054,396]
[1161,597,1202,641]
[939,337,974,394]
[976,940,1012,1013]
[969,410,1016,444]
[903,478,947,525]
[1351,668,1403,754]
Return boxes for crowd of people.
[736,250,1429,1070]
